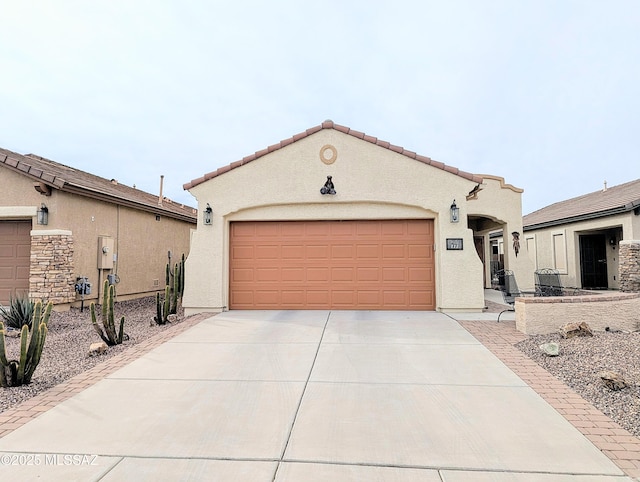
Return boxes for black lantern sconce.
[37,203,49,225]
[203,203,213,225]
[450,200,459,223]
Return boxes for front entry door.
[579,234,608,289]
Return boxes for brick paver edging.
[460,319,640,480]
[0,313,211,439]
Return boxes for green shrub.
[0,294,35,330]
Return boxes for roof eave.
[523,205,633,231]
[62,184,197,224]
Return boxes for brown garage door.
[230,220,435,310]
[0,221,31,304]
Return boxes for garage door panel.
[331,267,355,282]
[331,244,353,258]
[380,222,404,235]
[383,291,407,305]
[307,267,330,282]
[281,291,305,305]
[408,244,432,259]
[255,245,279,259]
[409,267,433,282]
[306,291,330,305]
[0,246,15,257]
[282,268,304,282]
[306,245,329,259]
[229,220,435,310]
[357,267,379,282]
[282,245,304,259]
[382,267,406,282]
[232,245,254,259]
[256,268,279,282]
[356,244,380,259]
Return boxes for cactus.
[90,280,125,346]
[0,300,52,387]
[170,264,179,314]
[153,286,171,325]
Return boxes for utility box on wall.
[97,236,115,270]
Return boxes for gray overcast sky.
[1,1,638,215]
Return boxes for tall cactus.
[0,300,52,387]
[90,280,125,346]
[153,286,171,325]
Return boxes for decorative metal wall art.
[320,176,336,195]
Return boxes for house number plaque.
[446,238,463,250]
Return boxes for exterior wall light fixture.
[450,200,459,223]
[37,203,49,225]
[203,203,213,225]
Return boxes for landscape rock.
[598,370,628,391]
[539,342,559,356]
[559,322,593,339]
[88,341,108,356]
[167,314,178,323]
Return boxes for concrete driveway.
[0,311,631,481]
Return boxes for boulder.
[598,371,628,391]
[88,341,108,356]
[539,342,560,356]
[167,314,178,323]
[559,322,593,339]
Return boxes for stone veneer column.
[619,240,640,292]
[29,230,76,304]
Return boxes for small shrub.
[0,294,35,330]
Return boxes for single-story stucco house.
[0,147,196,308]
[521,178,640,290]
[182,121,534,315]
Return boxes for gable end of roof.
[183,121,484,190]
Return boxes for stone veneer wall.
[515,292,640,335]
[619,240,640,292]
[30,232,76,304]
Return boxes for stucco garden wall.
[515,292,640,335]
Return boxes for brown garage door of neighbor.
[229,220,435,310]
[0,221,31,305]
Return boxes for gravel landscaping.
[2,298,639,442]
[516,330,640,438]
[0,296,189,414]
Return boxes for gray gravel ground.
[1,296,187,414]
[516,330,640,438]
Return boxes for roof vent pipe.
[158,175,164,205]
[603,180,607,192]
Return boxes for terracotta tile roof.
[0,147,197,223]
[183,120,484,190]
[523,179,640,229]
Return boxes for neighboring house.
[522,179,640,290]
[182,120,533,315]
[0,147,197,308]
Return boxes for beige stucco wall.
[524,213,632,289]
[515,292,640,334]
[183,129,527,315]
[0,164,194,307]
[468,176,535,290]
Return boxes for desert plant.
[165,254,185,316]
[90,280,125,346]
[153,286,171,325]
[0,300,52,387]
[0,294,35,330]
